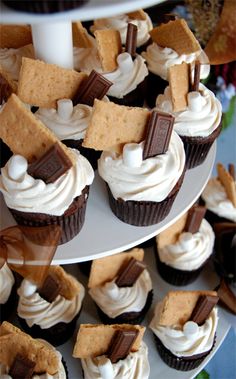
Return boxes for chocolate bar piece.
[143,111,174,160]
[185,205,206,234]
[116,257,146,287]
[28,143,72,184]
[125,23,137,58]
[190,295,219,325]
[229,163,235,180]
[0,73,13,103]
[9,354,36,379]
[38,273,61,303]
[217,279,236,315]
[191,60,201,92]
[163,13,178,23]
[73,70,112,106]
[108,329,139,363]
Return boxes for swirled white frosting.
[158,219,215,270]
[0,263,15,304]
[81,341,150,379]
[17,278,85,329]
[155,84,222,137]
[89,269,152,318]
[0,340,66,379]
[98,131,185,202]
[0,45,33,81]
[73,46,101,74]
[150,304,218,357]
[202,178,236,222]
[0,149,94,216]
[90,13,153,47]
[142,44,210,80]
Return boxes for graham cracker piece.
[0,322,60,375]
[48,266,81,300]
[0,94,75,165]
[169,62,189,112]
[217,163,236,207]
[157,290,217,326]
[83,99,150,152]
[88,248,144,288]
[18,57,87,108]
[149,19,200,55]
[94,29,122,72]
[0,25,32,48]
[157,213,188,249]
[72,21,94,48]
[73,324,145,358]
[127,9,147,20]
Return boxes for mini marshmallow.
[117,52,134,73]
[105,282,119,299]
[183,321,199,338]
[97,356,114,379]
[21,279,37,297]
[188,92,203,112]
[179,232,196,250]
[8,155,28,181]
[57,99,74,120]
[123,143,143,168]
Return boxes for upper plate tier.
[1,143,216,265]
[0,0,165,24]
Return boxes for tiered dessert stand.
[0,0,231,378]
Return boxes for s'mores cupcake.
[73,324,150,379]
[0,321,68,378]
[17,265,85,346]
[156,205,215,285]
[150,290,219,371]
[88,248,153,324]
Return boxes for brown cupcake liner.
[95,290,153,325]
[106,169,185,226]
[146,71,168,108]
[154,334,215,371]
[181,122,222,169]
[62,138,101,170]
[108,77,147,107]
[9,186,89,245]
[2,0,88,13]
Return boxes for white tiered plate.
[0,0,165,23]
[1,143,216,264]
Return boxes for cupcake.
[156,205,215,286]
[0,94,94,245]
[0,321,68,378]
[142,18,210,108]
[2,0,88,13]
[73,324,150,379]
[150,290,219,371]
[76,28,149,107]
[0,263,16,322]
[85,101,186,226]
[90,9,153,53]
[88,248,153,324]
[17,265,85,346]
[201,163,236,224]
[156,81,222,169]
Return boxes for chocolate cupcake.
[73,324,150,379]
[150,290,219,371]
[0,263,16,322]
[0,321,68,378]
[2,0,87,13]
[214,223,236,283]
[17,265,85,346]
[88,249,153,324]
[156,205,215,286]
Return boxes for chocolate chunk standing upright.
[73,70,113,106]
[28,143,73,184]
[228,163,235,180]
[9,353,36,379]
[108,329,139,363]
[191,60,201,92]
[125,23,138,58]
[38,273,62,303]
[190,295,219,325]
[143,111,174,160]
[185,205,206,234]
[115,257,146,287]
